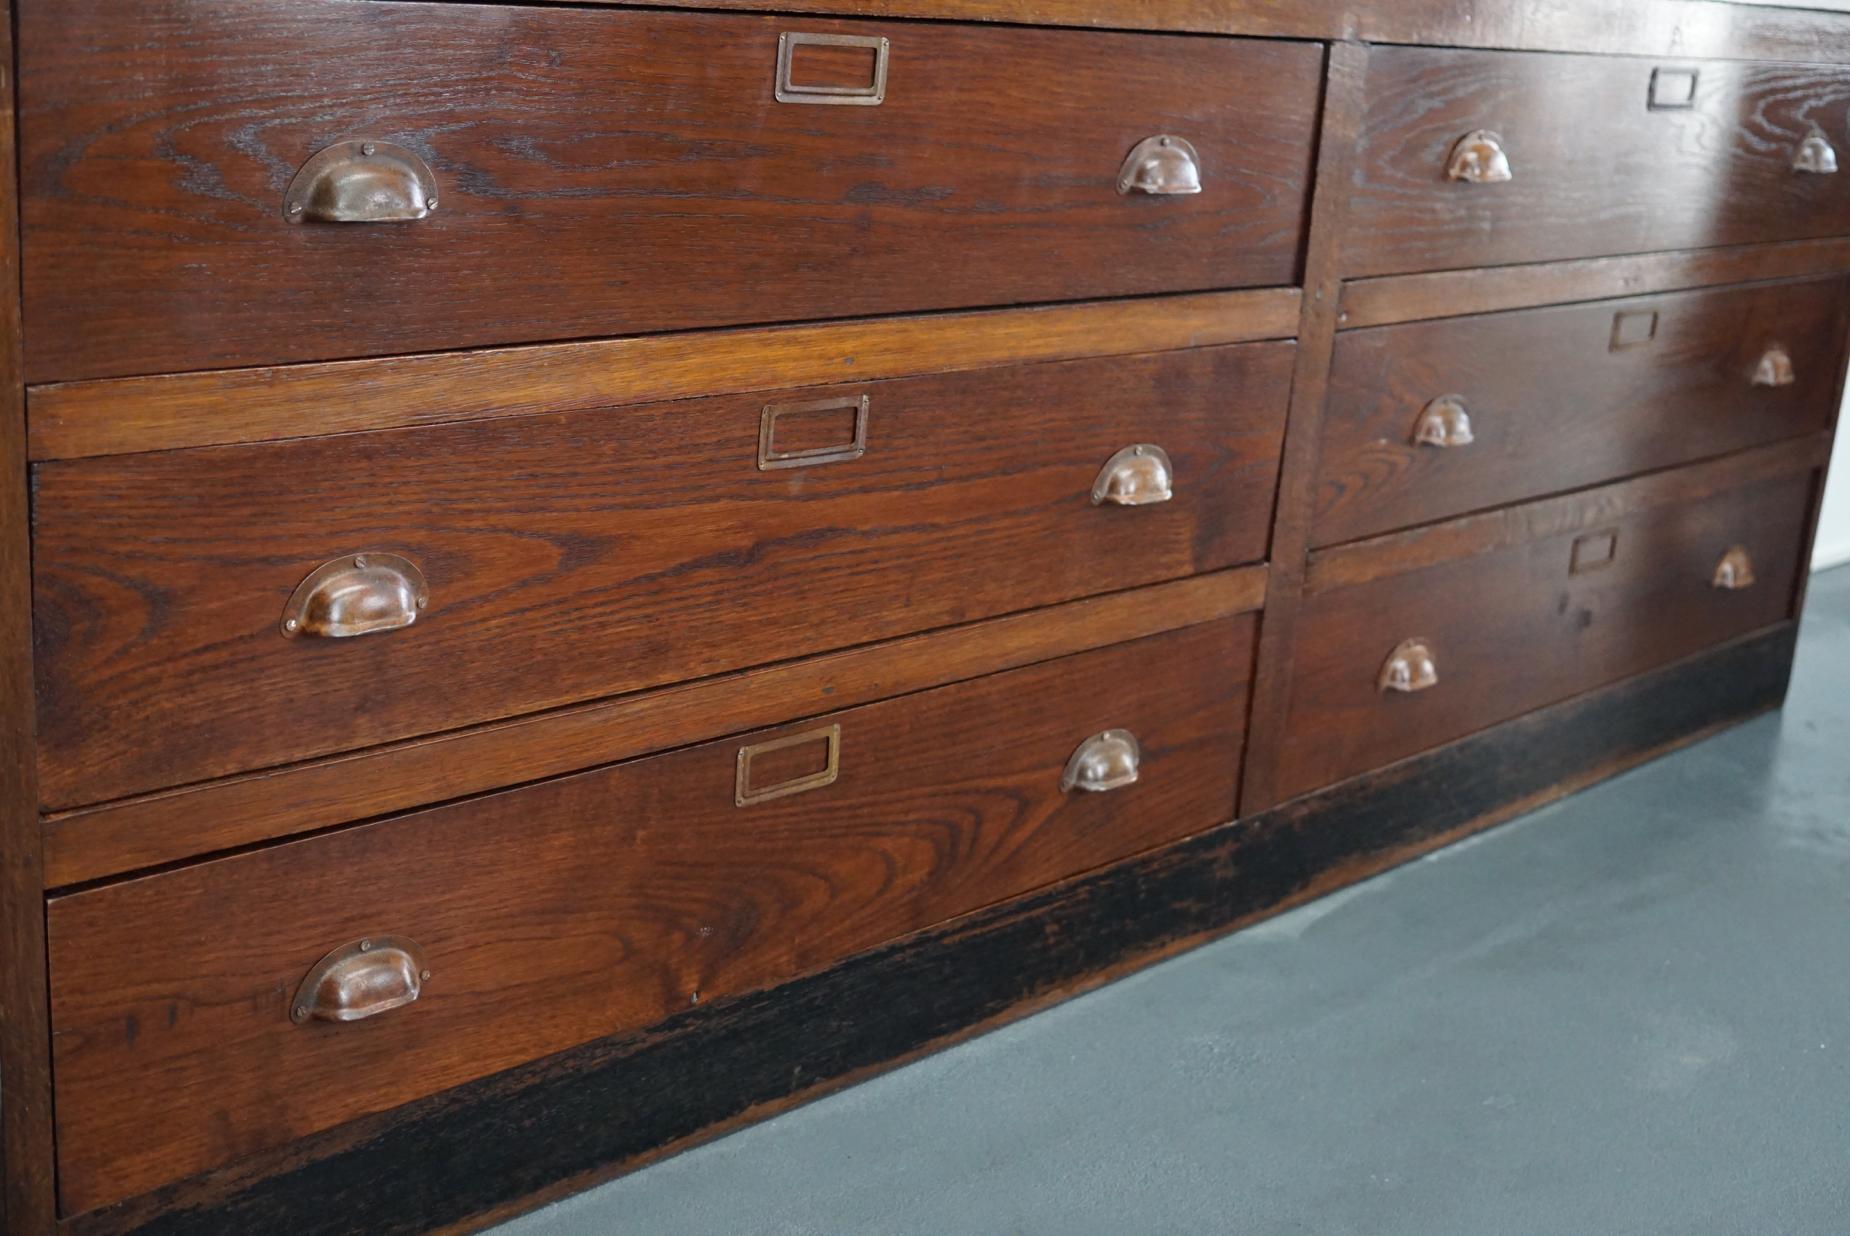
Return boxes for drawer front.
[47,617,1253,1214]
[1278,472,1811,800]
[1348,48,1850,278]
[19,2,1321,382]
[1314,278,1848,546]
[33,344,1289,809]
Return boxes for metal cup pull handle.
[1793,127,1839,175]
[1379,639,1439,694]
[1712,546,1757,591]
[282,552,430,639]
[1118,136,1202,196]
[1061,729,1142,793]
[291,937,428,1024]
[1447,130,1513,184]
[1092,444,1175,506]
[1412,397,1475,448]
[1752,345,1796,388]
[284,139,438,223]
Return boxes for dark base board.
[73,622,1799,1236]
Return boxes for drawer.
[1313,278,1848,546]
[32,344,1290,809]
[46,616,1254,1214]
[1276,463,1813,800]
[18,2,1322,382]
[1347,48,1850,278]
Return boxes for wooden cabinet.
[3,3,1847,1232]
[1347,48,1850,277]
[47,618,1253,1212]
[1278,456,1815,800]
[1314,278,1848,546]
[17,1,1322,381]
[33,344,1288,806]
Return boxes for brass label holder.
[775,32,890,105]
[758,395,870,471]
[736,724,842,806]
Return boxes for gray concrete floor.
[497,568,1850,1236]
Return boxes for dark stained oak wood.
[17,2,1322,382]
[47,617,1255,1215]
[33,344,1289,808]
[0,3,57,1230]
[1347,49,1850,279]
[25,288,1302,462]
[1238,41,1368,815]
[1338,238,1850,330]
[57,621,1799,1236]
[1314,277,1850,546]
[1277,467,1815,800]
[470,0,1850,64]
[41,568,1266,889]
[1307,436,1833,594]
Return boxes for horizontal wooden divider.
[1339,239,1850,331]
[42,567,1266,889]
[27,289,1300,461]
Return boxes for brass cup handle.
[291,936,428,1025]
[1118,135,1202,196]
[1061,729,1142,793]
[1379,639,1439,694]
[1793,127,1839,175]
[282,552,429,639]
[1412,396,1475,448]
[1753,344,1796,388]
[1092,444,1175,506]
[284,139,438,223]
[1713,546,1757,591]
[1447,130,1513,184]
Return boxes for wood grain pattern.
[1348,49,1850,279]
[17,2,1321,382]
[33,344,1289,809]
[1237,41,1367,815]
[0,3,56,1230]
[25,288,1301,462]
[1306,436,1832,594]
[58,622,1800,1236]
[41,568,1266,890]
[1314,278,1849,546]
[457,0,1850,64]
[47,617,1254,1215]
[1277,469,1815,799]
[1339,238,1850,330]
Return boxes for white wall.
[1821,387,1850,572]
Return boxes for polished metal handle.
[1753,344,1796,388]
[282,552,430,639]
[1118,136,1202,196]
[284,139,438,223]
[1412,396,1475,448]
[1793,126,1839,175]
[1061,729,1141,793]
[1091,444,1175,506]
[1713,547,1757,591]
[291,936,428,1024]
[1447,130,1513,184]
[1379,639,1439,694]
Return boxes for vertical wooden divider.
[1240,42,1368,814]
[0,1,56,1230]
